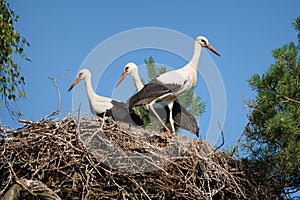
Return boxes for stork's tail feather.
[171,101,200,136]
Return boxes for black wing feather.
[128,80,182,109]
[171,101,199,136]
[141,101,199,136]
[97,100,143,126]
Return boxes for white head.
[68,68,91,92]
[123,62,138,74]
[115,62,139,88]
[196,36,220,56]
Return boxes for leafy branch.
[0,0,30,119]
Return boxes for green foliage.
[242,16,300,197]
[141,57,205,131]
[0,0,29,117]
[293,16,300,48]
[144,56,167,80]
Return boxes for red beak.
[207,44,221,57]
[115,71,128,88]
[68,76,81,92]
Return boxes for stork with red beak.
[115,62,200,136]
[128,36,220,133]
[68,68,143,126]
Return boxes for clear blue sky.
[1,1,299,148]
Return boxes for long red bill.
[207,44,221,57]
[68,76,81,92]
[115,71,127,88]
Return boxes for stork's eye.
[201,39,206,44]
[125,66,129,72]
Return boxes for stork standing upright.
[115,62,200,136]
[128,36,220,133]
[68,68,143,125]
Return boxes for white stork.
[68,68,143,126]
[115,62,200,136]
[128,36,220,133]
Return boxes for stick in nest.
[40,70,70,121]
[209,122,225,155]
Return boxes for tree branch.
[210,122,225,154]
[282,94,300,104]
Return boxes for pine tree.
[242,17,300,197]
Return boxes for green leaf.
[0,0,29,118]
[21,38,26,44]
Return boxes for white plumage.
[68,68,143,125]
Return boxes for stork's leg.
[166,101,175,133]
[148,101,171,134]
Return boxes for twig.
[230,125,248,157]
[48,77,61,116]
[8,162,37,197]
[129,177,152,200]
[282,94,300,104]
[19,119,34,124]
[212,122,225,153]
[100,113,107,130]
[41,70,70,121]
[77,103,81,121]
[0,170,12,196]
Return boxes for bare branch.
[212,121,225,153]
[230,127,247,157]
[41,70,70,121]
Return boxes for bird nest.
[0,116,270,199]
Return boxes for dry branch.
[41,70,70,121]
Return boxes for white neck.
[84,74,96,101]
[131,69,144,91]
[188,41,203,69]
[177,40,203,87]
